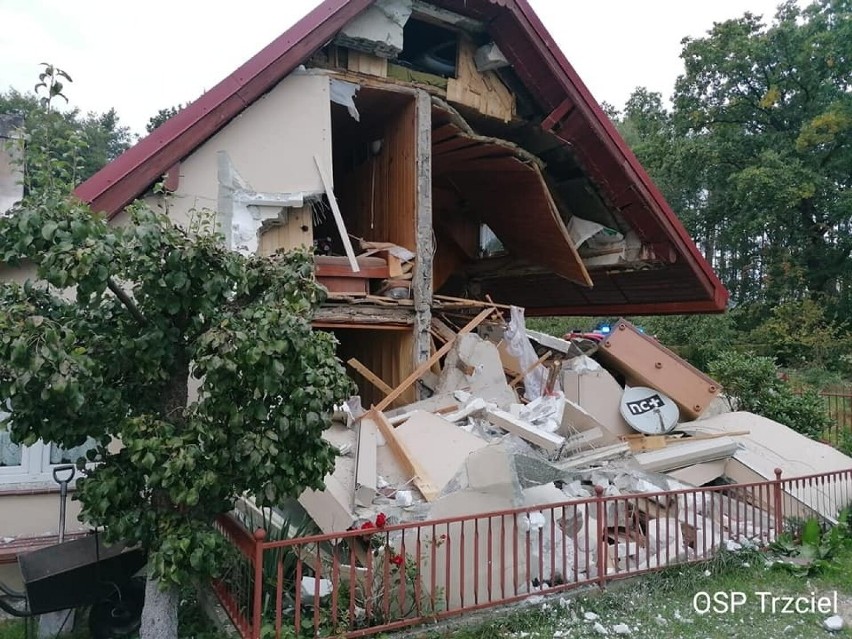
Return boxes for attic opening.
[330,328,415,409]
[314,86,417,284]
[430,103,593,298]
[398,18,459,78]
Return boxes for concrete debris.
[289,306,852,611]
[301,576,333,599]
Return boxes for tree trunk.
[140,576,179,639]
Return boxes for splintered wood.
[373,307,496,412]
[367,409,439,502]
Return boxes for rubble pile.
[260,307,852,606]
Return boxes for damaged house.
[70,0,728,411]
[16,0,840,597]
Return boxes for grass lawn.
[426,545,852,639]
[4,545,852,638]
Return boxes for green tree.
[0,66,351,638]
[146,104,184,133]
[673,0,852,309]
[1,77,130,188]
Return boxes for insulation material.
[330,79,361,122]
[336,0,413,58]
[503,306,547,401]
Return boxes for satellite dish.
[620,386,679,435]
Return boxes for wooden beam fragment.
[430,317,459,344]
[485,408,565,451]
[373,307,495,412]
[347,358,394,396]
[509,351,553,388]
[434,294,513,310]
[314,155,360,273]
[368,410,439,502]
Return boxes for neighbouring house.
[0,0,727,573]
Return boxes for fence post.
[594,485,606,590]
[252,528,267,639]
[772,468,783,540]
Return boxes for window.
[0,424,96,490]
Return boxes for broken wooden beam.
[434,294,513,310]
[485,408,565,451]
[368,409,439,502]
[373,307,496,412]
[347,358,394,396]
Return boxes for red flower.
[360,520,375,530]
[390,554,404,566]
[375,513,387,528]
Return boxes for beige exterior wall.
[126,71,333,241]
[0,492,87,538]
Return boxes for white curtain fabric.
[0,430,22,467]
[50,438,96,465]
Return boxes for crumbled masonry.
[258,309,852,603]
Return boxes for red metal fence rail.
[213,467,852,638]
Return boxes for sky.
[0,0,788,137]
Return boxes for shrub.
[708,350,831,439]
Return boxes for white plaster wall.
[163,72,333,230]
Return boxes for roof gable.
[74,0,728,314]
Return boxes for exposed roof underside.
[74,0,727,315]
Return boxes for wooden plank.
[434,294,513,310]
[314,155,360,273]
[368,410,440,502]
[373,307,495,413]
[430,317,458,344]
[354,418,378,507]
[485,408,565,451]
[431,123,459,144]
[509,351,553,388]
[348,358,393,396]
[347,50,388,77]
[315,256,389,279]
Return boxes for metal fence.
[213,467,852,639]
[817,390,852,446]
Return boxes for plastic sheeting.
[504,306,548,401]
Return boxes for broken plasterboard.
[666,460,728,487]
[436,333,518,409]
[486,408,565,451]
[561,367,633,439]
[689,412,852,522]
[390,410,487,495]
[632,437,738,474]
